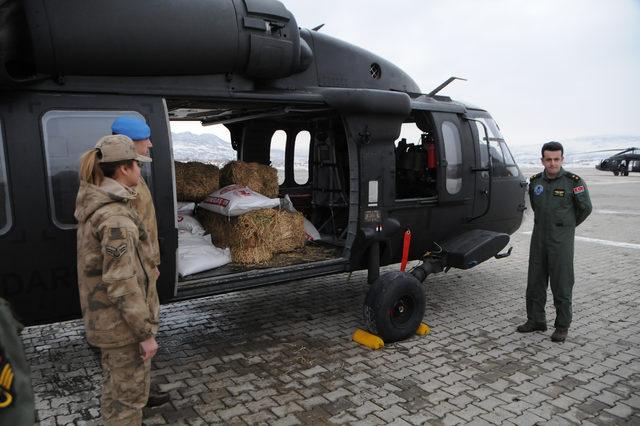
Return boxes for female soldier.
[75,134,159,425]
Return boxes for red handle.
[400,229,411,272]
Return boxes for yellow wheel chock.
[352,323,430,349]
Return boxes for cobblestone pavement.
[24,169,640,425]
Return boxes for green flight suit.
[526,168,592,328]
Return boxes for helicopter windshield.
[474,118,518,178]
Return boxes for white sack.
[177,213,206,235]
[198,184,280,216]
[303,218,321,241]
[177,201,196,215]
[178,233,231,277]
[281,194,320,241]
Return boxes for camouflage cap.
[95,135,152,163]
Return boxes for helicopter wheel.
[363,271,426,343]
[613,171,619,176]
[623,170,629,176]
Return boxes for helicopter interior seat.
[395,141,436,199]
[311,137,349,243]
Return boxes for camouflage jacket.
[75,178,159,348]
[131,176,160,268]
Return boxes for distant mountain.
[171,132,308,169]
[510,135,640,167]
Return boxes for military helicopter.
[594,148,640,176]
[0,0,526,343]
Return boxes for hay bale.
[196,208,305,264]
[175,162,220,202]
[197,208,277,264]
[220,161,278,198]
[270,210,305,253]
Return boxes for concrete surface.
[23,168,640,425]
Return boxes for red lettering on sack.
[573,185,584,194]
[202,197,229,207]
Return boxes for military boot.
[516,321,547,333]
[551,327,568,343]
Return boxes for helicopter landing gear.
[363,271,426,343]
[613,171,619,176]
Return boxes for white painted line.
[596,209,640,216]
[521,231,640,250]
[587,180,640,186]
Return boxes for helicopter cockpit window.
[42,110,150,229]
[270,130,287,185]
[394,115,438,199]
[442,121,462,194]
[474,119,518,178]
[0,121,11,235]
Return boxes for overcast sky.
[289,0,640,146]
[174,0,640,147]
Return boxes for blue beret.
[111,116,151,140]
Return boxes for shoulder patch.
[567,172,581,181]
[108,228,127,241]
[0,350,15,409]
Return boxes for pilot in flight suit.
[517,141,592,342]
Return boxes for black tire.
[363,271,426,343]
[613,171,619,176]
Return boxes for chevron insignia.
[105,244,128,258]
[0,352,14,409]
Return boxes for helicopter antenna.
[428,76,467,97]
[312,23,325,31]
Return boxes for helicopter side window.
[293,130,310,185]
[270,130,287,185]
[442,121,462,194]
[42,110,150,229]
[0,121,11,235]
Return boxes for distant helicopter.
[594,148,640,176]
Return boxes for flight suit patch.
[0,350,15,409]
[553,189,565,197]
[109,228,127,240]
[105,244,128,258]
[573,185,585,194]
[534,184,544,195]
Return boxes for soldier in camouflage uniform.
[75,134,159,425]
[517,141,592,342]
[111,116,169,408]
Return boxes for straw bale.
[197,208,278,264]
[175,161,220,202]
[269,210,305,253]
[220,161,278,198]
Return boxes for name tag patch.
[553,189,565,197]
[573,185,585,194]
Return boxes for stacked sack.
[174,162,231,276]
[196,162,306,264]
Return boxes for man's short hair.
[541,141,564,157]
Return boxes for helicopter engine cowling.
[19,0,311,80]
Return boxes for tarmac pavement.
[23,168,640,425]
